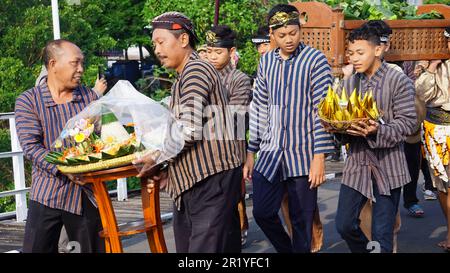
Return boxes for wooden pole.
[214,0,220,26]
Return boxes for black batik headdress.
[268,10,300,30]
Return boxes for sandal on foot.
[407,204,424,217]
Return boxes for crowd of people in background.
[15,3,450,253]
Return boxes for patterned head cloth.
[444,26,450,38]
[380,35,390,43]
[252,26,270,45]
[151,12,199,43]
[268,10,300,30]
[197,44,207,52]
[205,30,235,48]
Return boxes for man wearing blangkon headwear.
[134,12,242,253]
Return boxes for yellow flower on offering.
[54,139,63,149]
[74,132,86,143]
[88,124,95,134]
[105,136,115,144]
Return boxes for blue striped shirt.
[15,80,98,215]
[248,43,335,182]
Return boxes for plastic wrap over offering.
[45,80,184,174]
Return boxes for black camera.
[98,65,107,81]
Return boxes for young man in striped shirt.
[330,26,416,253]
[205,25,253,247]
[243,4,335,253]
[15,40,104,253]
[135,12,242,253]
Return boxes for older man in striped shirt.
[135,12,242,253]
[332,26,416,253]
[15,40,104,253]
[243,4,335,253]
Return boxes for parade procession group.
[13,3,450,253]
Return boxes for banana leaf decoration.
[46,143,137,166]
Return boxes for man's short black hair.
[348,25,381,46]
[42,39,75,68]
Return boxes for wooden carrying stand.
[78,164,167,253]
[289,1,450,75]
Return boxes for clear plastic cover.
[46,80,183,170]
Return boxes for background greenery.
[1,0,449,213]
[0,0,286,213]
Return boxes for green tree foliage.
[0,0,149,113]
[424,0,450,4]
[0,0,149,212]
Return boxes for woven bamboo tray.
[320,109,384,133]
[320,116,371,132]
[57,153,138,174]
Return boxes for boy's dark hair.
[364,20,392,37]
[257,26,270,37]
[363,20,392,43]
[348,25,381,46]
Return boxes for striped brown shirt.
[15,80,98,215]
[168,52,241,209]
[218,61,252,163]
[339,62,417,201]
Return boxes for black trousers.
[403,142,421,208]
[173,167,242,253]
[252,169,317,253]
[422,156,435,191]
[22,192,104,253]
[403,142,436,207]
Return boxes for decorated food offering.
[318,86,381,132]
[45,80,184,174]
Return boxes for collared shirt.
[415,59,450,111]
[340,62,417,201]
[218,61,252,163]
[15,80,98,215]
[248,43,335,182]
[168,52,241,209]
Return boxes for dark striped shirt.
[340,62,416,201]
[15,80,98,215]
[168,52,241,209]
[248,43,335,182]
[218,61,252,163]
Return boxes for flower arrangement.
[45,112,139,167]
[318,85,382,131]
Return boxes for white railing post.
[9,117,27,222]
[117,178,128,201]
[51,0,61,40]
